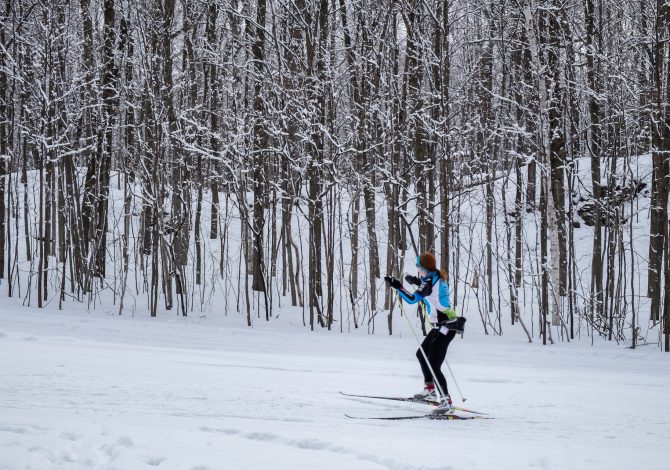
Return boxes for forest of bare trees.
[0,0,669,351]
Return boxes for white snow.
[1,303,668,470]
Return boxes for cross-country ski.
[338,391,489,415]
[344,413,493,421]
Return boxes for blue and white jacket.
[397,272,452,324]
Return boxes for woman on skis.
[384,252,460,415]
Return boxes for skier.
[384,252,459,414]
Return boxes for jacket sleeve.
[397,277,433,304]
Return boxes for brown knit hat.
[418,252,448,281]
[418,252,437,271]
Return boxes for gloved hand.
[405,274,421,286]
[384,275,402,289]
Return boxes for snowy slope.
[1,304,668,470]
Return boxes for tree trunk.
[251,0,268,295]
[585,0,605,322]
[0,0,6,280]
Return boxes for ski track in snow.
[0,420,180,470]
[198,426,443,470]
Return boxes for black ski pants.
[416,327,456,396]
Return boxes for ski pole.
[443,356,466,402]
[394,291,447,402]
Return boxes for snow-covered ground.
[1,303,668,470]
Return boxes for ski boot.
[413,383,436,400]
[432,394,455,415]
